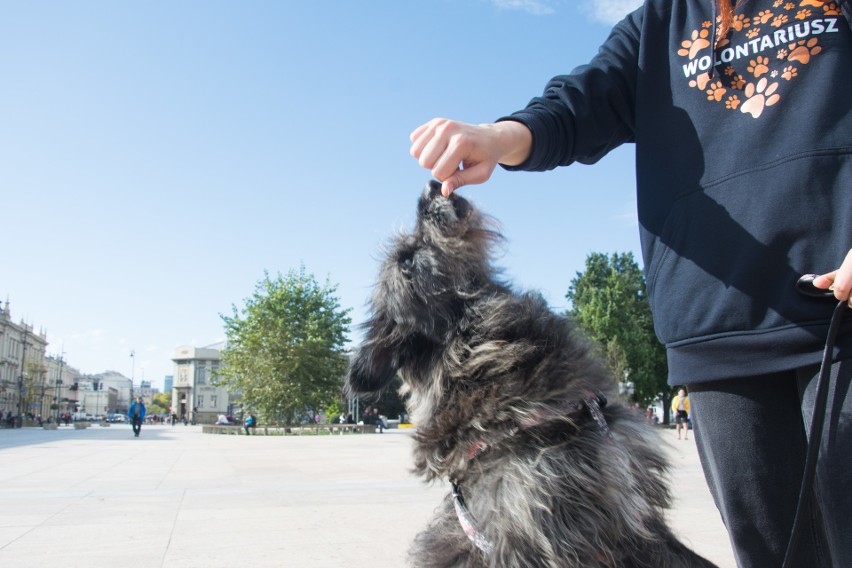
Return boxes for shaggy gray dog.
[347,181,717,568]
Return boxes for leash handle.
[795,274,836,298]
[782,299,847,568]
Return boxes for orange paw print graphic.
[747,27,761,39]
[782,66,798,80]
[777,47,789,59]
[784,2,796,9]
[772,0,783,6]
[702,21,713,28]
[771,14,789,27]
[678,29,711,59]
[799,0,824,6]
[823,3,842,15]
[787,38,821,64]
[732,14,751,31]
[706,81,727,102]
[689,72,712,91]
[796,9,812,19]
[741,78,781,118]
[730,74,747,90]
[756,10,774,24]
[726,95,741,110]
[747,56,770,78]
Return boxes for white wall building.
[78,385,117,417]
[89,371,132,413]
[171,344,236,424]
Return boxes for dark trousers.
[690,361,852,568]
[132,416,142,437]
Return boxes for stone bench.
[201,423,378,435]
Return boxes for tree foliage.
[149,392,171,415]
[217,267,351,425]
[566,252,668,407]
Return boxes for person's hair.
[716,0,734,42]
[716,0,753,44]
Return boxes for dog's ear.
[346,316,400,395]
[346,342,398,395]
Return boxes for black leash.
[783,276,849,568]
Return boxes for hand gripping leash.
[782,275,849,568]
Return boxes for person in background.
[128,397,146,438]
[244,413,257,435]
[671,389,691,440]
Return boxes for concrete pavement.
[0,424,735,567]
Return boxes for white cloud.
[490,0,643,23]
[491,0,557,15]
[611,200,639,228]
[583,0,643,25]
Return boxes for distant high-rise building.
[164,375,173,393]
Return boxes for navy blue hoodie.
[505,0,852,384]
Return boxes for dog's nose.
[425,180,443,200]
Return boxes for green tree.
[566,252,668,408]
[149,392,171,415]
[217,267,352,425]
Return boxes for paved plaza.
[0,424,735,568]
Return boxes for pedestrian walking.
[128,397,146,438]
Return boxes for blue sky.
[1,0,643,390]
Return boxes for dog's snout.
[425,180,443,200]
[421,180,471,226]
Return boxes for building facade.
[0,301,49,421]
[77,384,117,417]
[88,371,132,413]
[44,355,82,420]
[171,344,236,424]
[136,380,155,402]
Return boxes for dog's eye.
[399,253,415,275]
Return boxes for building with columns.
[171,343,238,424]
[0,301,49,421]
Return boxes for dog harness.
[451,391,610,555]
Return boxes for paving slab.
[0,424,735,567]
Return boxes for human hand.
[409,118,532,196]
[812,249,852,306]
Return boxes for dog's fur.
[347,181,717,568]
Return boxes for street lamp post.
[16,326,29,428]
[55,353,64,423]
[130,349,135,407]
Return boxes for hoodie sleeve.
[501,7,642,171]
